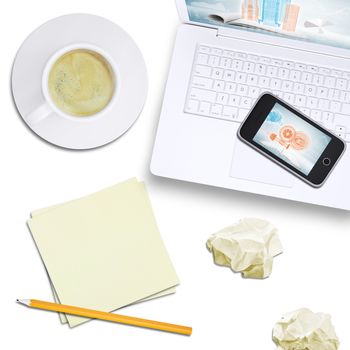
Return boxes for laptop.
[151,0,350,210]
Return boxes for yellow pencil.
[17,299,192,335]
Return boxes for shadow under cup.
[47,49,116,117]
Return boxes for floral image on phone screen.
[253,103,331,175]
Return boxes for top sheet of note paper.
[28,178,179,327]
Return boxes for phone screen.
[253,103,332,175]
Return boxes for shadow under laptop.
[146,174,350,223]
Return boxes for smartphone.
[238,93,346,187]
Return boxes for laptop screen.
[185,0,350,50]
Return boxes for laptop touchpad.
[230,139,295,188]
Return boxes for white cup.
[26,43,118,125]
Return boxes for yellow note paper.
[31,179,176,325]
[28,179,179,327]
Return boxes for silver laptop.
[151,0,350,210]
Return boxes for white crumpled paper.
[273,308,340,350]
[206,218,282,279]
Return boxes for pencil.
[17,299,192,335]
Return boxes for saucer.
[12,14,148,149]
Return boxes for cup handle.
[26,103,52,125]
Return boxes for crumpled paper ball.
[273,308,340,350]
[206,218,283,279]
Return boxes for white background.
[1,1,350,349]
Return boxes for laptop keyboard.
[184,44,350,142]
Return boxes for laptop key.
[208,55,220,66]
[318,99,329,111]
[255,63,266,75]
[267,66,278,77]
[236,72,247,83]
[259,76,270,88]
[301,72,313,84]
[228,95,240,107]
[281,80,293,92]
[224,70,235,81]
[210,104,223,117]
[211,48,222,56]
[249,86,260,98]
[217,93,228,105]
[339,91,350,103]
[330,101,341,113]
[295,95,306,107]
[317,86,328,99]
[305,85,316,96]
[195,65,211,77]
[198,45,210,54]
[294,83,304,94]
[279,68,289,79]
[232,59,243,70]
[240,97,252,109]
[247,74,259,85]
[225,82,237,93]
[198,101,211,115]
[220,57,232,69]
[212,68,224,79]
[270,78,282,89]
[193,76,213,89]
[237,84,248,95]
[306,97,317,109]
[197,53,208,65]
[284,93,294,104]
[290,70,301,81]
[185,100,199,113]
[322,112,334,129]
[325,76,336,88]
[313,74,324,85]
[260,57,271,64]
[328,89,340,100]
[307,65,318,73]
[190,88,216,103]
[243,61,255,73]
[248,54,259,61]
[223,50,235,59]
[335,113,350,127]
[222,106,238,120]
[213,80,225,91]
[336,79,347,90]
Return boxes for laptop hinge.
[184,20,219,31]
[216,26,244,39]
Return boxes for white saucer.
[12,14,148,149]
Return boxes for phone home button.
[322,157,331,166]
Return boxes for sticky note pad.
[28,179,179,327]
[31,179,176,325]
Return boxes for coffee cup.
[26,43,118,125]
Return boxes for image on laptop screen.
[185,0,350,50]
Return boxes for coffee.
[48,49,115,117]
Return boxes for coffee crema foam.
[48,50,115,117]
